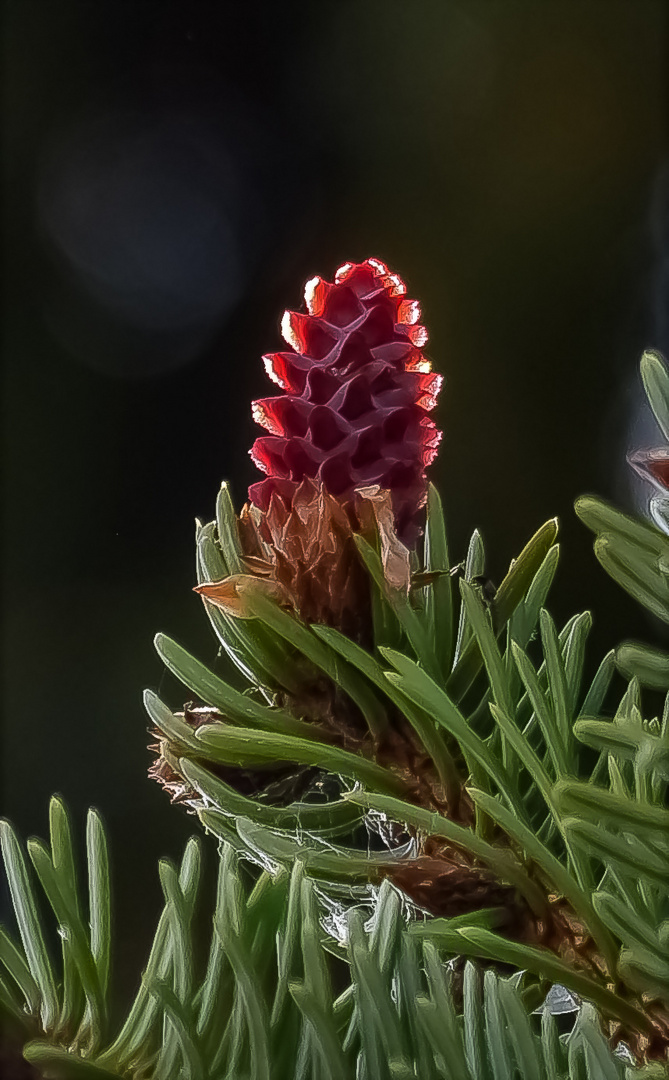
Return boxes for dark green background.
[3,2,667,992]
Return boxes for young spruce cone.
[197,258,443,640]
[249,257,442,547]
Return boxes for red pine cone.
[249,258,442,545]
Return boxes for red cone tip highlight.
[249,258,443,544]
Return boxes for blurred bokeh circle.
[38,99,266,376]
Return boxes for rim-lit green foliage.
[577,350,669,680]
[149,472,668,1045]
[3,353,668,1076]
[0,801,656,1080]
[571,349,669,1032]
